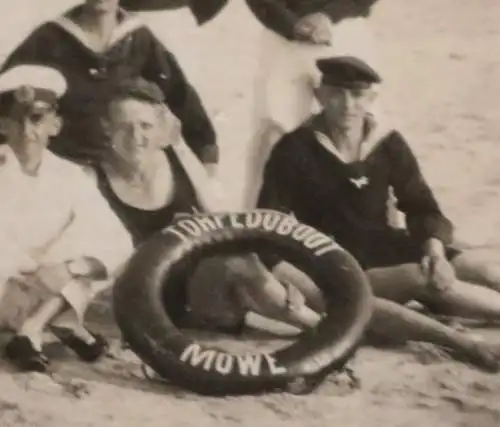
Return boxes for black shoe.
[4,335,50,373]
[51,327,109,363]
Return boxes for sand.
[1,0,500,426]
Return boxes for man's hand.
[421,238,455,293]
[293,12,332,45]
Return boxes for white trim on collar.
[53,10,143,53]
[313,117,393,163]
[314,131,347,162]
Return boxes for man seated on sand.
[257,55,500,326]
[0,65,133,372]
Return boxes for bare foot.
[465,341,500,373]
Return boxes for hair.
[103,78,165,120]
[102,78,170,143]
[110,78,164,105]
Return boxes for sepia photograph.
[0,0,499,426]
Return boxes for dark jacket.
[1,7,218,166]
[246,0,378,40]
[257,116,454,268]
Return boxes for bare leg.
[233,255,322,329]
[49,306,97,345]
[370,298,498,371]
[452,250,500,293]
[18,293,98,349]
[187,255,321,330]
[272,261,325,312]
[244,311,302,337]
[241,284,499,370]
[268,262,500,370]
[18,296,66,351]
[17,267,100,348]
[367,263,500,320]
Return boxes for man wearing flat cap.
[315,55,381,87]
[256,55,500,324]
[0,65,133,372]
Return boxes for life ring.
[113,210,373,396]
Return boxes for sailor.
[0,65,133,372]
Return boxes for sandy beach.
[1,0,500,426]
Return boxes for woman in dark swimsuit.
[96,138,199,247]
[95,77,322,332]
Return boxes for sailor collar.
[310,114,392,164]
[53,6,143,53]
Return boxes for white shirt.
[0,145,133,282]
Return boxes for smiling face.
[104,98,164,168]
[315,83,376,131]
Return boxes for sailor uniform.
[245,2,380,206]
[0,65,133,331]
[257,115,457,269]
[0,146,133,328]
[1,6,217,166]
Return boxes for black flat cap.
[316,56,382,88]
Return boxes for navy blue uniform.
[257,115,457,269]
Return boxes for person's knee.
[272,261,325,312]
[367,263,428,303]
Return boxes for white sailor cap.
[0,65,67,113]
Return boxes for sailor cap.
[0,65,67,112]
